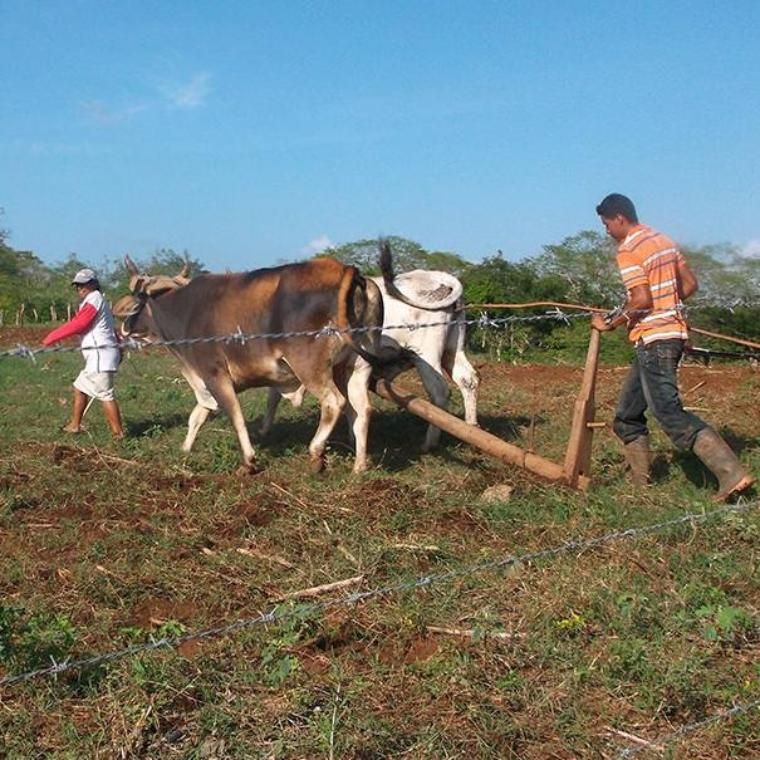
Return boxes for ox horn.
[177,258,191,280]
[125,255,140,275]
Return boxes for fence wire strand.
[1,497,756,690]
[616,696,760,757]
[0,309,596,360]
[2,300,758,361]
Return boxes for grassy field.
[1,325,758,759]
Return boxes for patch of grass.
[1,332,758,756]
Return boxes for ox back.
[375,240,480,450]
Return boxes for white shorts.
[74,370,117,401]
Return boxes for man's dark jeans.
[613,338,706,451]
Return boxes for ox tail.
[378,237,425,311]
[378,238,461,311]
[378,239,410,305]
[335,266,398,369]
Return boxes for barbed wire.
[1,497,756,690]
[616,696,760,757]
[4,302,758,362]
[0,309,596,360]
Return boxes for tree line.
[1,222,758,361]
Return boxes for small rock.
[199,736,226,758]
[480,484,514,504]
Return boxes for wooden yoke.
[563,328,602,487]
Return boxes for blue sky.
[2,1,759,272]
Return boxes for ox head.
[112,293,153,340]
[125,255,191,297]
[120,256,192,337]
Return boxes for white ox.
[262,244,480,452]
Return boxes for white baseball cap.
[71,268,97,285]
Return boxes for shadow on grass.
[126,413,189,438]
[337,409,536,473]
[261,407,541,471]
[653,428,759,492]
[126,403,549,474]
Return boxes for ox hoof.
[310,455,326,474]
[236,462,262,476]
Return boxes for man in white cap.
[42,268,125,438]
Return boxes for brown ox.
[120,256,383,473]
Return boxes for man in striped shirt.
[591,193,753,501]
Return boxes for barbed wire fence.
[1,309,595,361]
[1,304,759,362]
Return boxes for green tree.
[323,236,471,276]
[684,242,760,306]
[0,207,8,246]
[533,230,621,307]
[462,251,568,305]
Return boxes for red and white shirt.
[43,290,121,371]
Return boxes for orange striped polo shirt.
[616,224,689,344]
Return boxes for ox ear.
[125,255,140,276]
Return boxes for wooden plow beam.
[372,388,589,492]
[563,328,602,488]
[372,327,603,492]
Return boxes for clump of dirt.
[378,634,440,665]
[0,325,49,348]
[149,475,208,493]
[0,468,32,489]
[51,444,102,473]
[344,478,421,517]
[125,597,199,629]
[215,499,276,539]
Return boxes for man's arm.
[42,303,98,346]
[591,284,653,332]
[676,255,699,301]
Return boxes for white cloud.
[162,72,212,109]
[740,239,760,258]
[81,100,146,126]
[301,234,334,256]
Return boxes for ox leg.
[443,313,480,427]
[180,367,219,452]
[259,385,306,437]
[259,387,283,437]
[183,404,212,452]
[448,352,480,427]
[344,358,373,473]
[415,359,451,452]
[305,379,346,473]
[205,374,257,472]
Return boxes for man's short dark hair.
[596,193,638,223]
